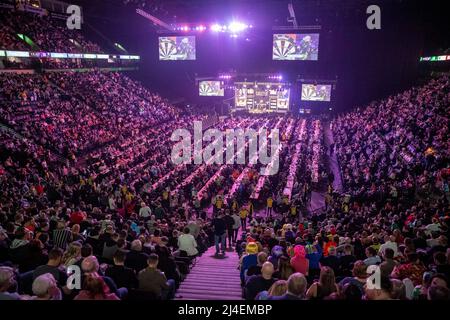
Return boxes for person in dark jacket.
[8,227,31,273]
[105,250,138,289]
[125,240,149,273]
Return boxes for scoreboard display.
[235,82,290,113]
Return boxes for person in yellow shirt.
[216,196,223,210]
[248,200,254,220]
[239,207,248,230]
[290,204,297,218]
[266,196,273,217]
[125,192,134,202]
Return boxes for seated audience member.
[339,244,357,277]
[177,227,198,257]
[81,255,127,299]
[102,233,119,262]
[31,273,62,300]
[426,274,450,301]
[364,247,381,266]
[427,285,450,300]
[53,221,73,250]
[380,248,398,277]
[306,266,339,300]
[8,227,31,272]
[391,252,427,286]
[340,283,364,300]
[245,262,276,300]
[365,276,393,300]
[62,241,82,268]
[138,253,175,300]
[105,250,138,289]
[33,248,68,289]
[432,252,450,280]
[0,266,21,300]
[247,252,268,277]
[429,274,448,292]
[74,274,119,300]
[339,260,368,296]
[379,235,399,257]
[268,273,308,300]
[390,279,408,300]
[320,246,340,276]
[256,280,288,300]
[125,240,149,273]
[155,244,181,285]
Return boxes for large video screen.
[273,34,319,61]
[199,81,224,96]
[234,82,290,113]
[159,36,196,60]
[301,84,332,101]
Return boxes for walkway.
[175,245,243,300]
[323,121,343,192]
[309,191,325,212]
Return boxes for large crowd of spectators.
[0,7,448,301]
[0,10,103,53]
[233,75,449,301]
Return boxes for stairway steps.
[175,232,243,300]
[177,288,243,296]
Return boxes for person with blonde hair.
[268,280,288,296]
[256,280,288,300]
[269,273,308,300]
[240,242,259,284]
[62,241,82,267]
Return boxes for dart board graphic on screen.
[199,81,224,96]
[159,36,196,60]
[301,84,332,101]
[273,34,319,60]
[273,34,297,60]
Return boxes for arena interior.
[0,0,449,309]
